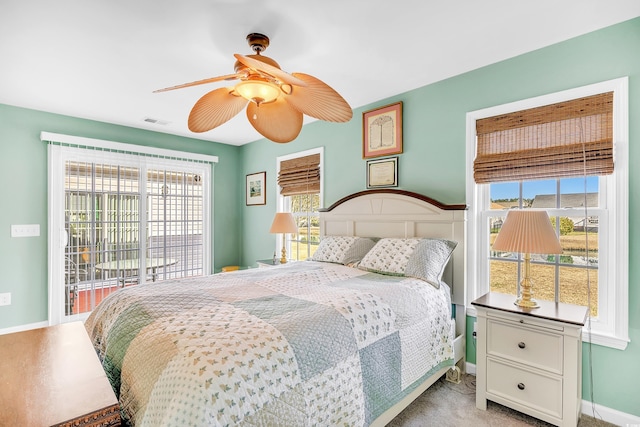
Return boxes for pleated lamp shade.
[493,210,562,255]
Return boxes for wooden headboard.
[319,189,467,322]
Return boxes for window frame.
[465,77,629,350]
[275,147,324,261]
[485,181,604,310]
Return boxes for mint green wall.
[0,104,242,328]
[240,18,640,417]
[0,16,637,419]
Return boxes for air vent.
[143,117,170,126]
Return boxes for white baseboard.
[0,320,49,335]
[581,401,640,426]
[465,361,476,375]
[466,362,640,426]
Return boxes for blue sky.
[491,176,598,200]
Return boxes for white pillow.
[358,238,420,276]
[311,236,377,265]
[358,238,457,288]
[405,238,457,288]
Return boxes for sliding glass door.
[50,144,211,323]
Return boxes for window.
[45,132,216,324]
[487,178,601,313]
[466,78,629,349]
[276,148,323,261]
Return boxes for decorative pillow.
[357,238,421,276]
[405,238,457,288]
[311,236,377,265]
[358,237,457,288]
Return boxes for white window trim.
[46,133,215,325]
[275,147,324,258]
[41,131,219,163]
[465,77,629,350]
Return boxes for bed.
[85,189,467,426]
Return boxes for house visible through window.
[46,133,216,324]
[466,78,629,350]
[276,148,323,261]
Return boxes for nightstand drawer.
[487,358,562,419]
[487,319,563,374]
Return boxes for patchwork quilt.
[85,261,454,426]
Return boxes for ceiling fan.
[154,33,353,143]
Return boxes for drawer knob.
[517,383,525,390]
[518,342,526,349]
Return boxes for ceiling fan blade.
[283,73,353,123]
[188,87,248,133]
[246,98,303,143]
[234,54,307,87]
[153,73,243,93]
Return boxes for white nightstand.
[472,292,588,427]
[256,258,280,267]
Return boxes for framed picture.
[246,171,266,206]
[362,101,403,159]
[366,157,398,188]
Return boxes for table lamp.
[269,212,298,263]
[492,210,562,308]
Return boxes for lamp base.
[514,297,539,309]
[514,253,539,309]
[280,246,288,264]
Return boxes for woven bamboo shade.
[473,92,613,183]
[278,153,320,196]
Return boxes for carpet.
[387,374,616,427]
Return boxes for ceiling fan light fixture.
[155,32,352,143]
[235,80,280,105]
[281,84,293,96]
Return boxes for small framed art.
[366,157,398,188]
[362,101,403,159]
[246,171,266,206]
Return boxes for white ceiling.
[1,1,639,146]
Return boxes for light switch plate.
[11,224,40,237]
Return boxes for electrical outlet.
[0,293,11,306]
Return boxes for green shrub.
[551,216,574,235]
